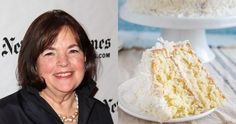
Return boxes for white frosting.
[123,40,173,121]
[124,0,236,17]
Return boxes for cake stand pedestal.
[161,29,212,63]
[120,7,236,63]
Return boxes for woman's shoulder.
[0,90,23,118]
[90,97,113,118]
[0,89,39,123]
[0,90,21,107]
[78,93,113,123]
[84,97,114,124]
[92,97,110,111]
[0,88,33,110]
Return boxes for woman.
[0,10,113,124]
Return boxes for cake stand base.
[160,29,215,63]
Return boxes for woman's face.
[37,26,85,94]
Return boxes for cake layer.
[172,42,225,110]
[151,48,203,118]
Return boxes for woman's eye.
[70,49,79,53]
[44,52,54,56]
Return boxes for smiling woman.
[0,10,113,124]
[37,27,86,94]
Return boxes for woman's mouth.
[54,71,73,78]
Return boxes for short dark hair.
[17,10,97,91]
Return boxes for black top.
[0,79,113,124]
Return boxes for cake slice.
[127,40,225,121]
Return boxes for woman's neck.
[39,90,77,116]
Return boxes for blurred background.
[118,0,236,48]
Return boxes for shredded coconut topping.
[124,0,236,17]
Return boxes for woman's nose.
[56,54,69,67]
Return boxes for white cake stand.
[120,7,236,63]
